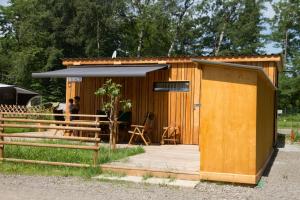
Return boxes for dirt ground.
[0,144,299,200]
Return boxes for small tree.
[95,79,131,150]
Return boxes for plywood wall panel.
[256,73,275,172]
[200,65,257,175]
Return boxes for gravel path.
[0,146,299,200]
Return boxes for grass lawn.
[0,140,144,178]
[3,122,38,133]
[278,114,300,129]
[3,127,37,133]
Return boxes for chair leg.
[140,134,149,146]
[160,129,168,145]
[128,133,135,145]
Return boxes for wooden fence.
[0,104,50,113]
[0,112,107,167]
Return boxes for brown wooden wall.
[199,65,258,179]
[65,60,277,146]
[256,72,275,173]
[67,63,201,144]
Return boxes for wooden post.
[65,108,70,137]
[0,113,4,159]
[93,132,99,167]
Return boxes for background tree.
[0,0,295,109]
[271,0,300,112]
[194,0,266,55]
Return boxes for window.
[153,81,189,92]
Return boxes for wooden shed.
[32,54,283,184]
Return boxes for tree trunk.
[109,97,119,150]
[167,40,175,57]
[112,107,118,150]
[215,24,226,56]
[108,110,114,150]
[167,0,193,56]
[284,29,288,63]
[96,18,100,57]
[137,29,144,58]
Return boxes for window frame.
[153,81,190,92]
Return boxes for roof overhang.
[32,64,169,78]
[0,83,38,95]
[192,59,277,90]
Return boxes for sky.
[0,0,7,6]
[0,0,281,54]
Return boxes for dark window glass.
[153,81,189,92]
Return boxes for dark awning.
[0,83,38,95]
[32,64,169,78]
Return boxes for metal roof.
[32,64,169,78]
[0,83,38,95]
[0,83,11,88]
[62,54,282,61]
[62,54,283,72]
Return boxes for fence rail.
[0,111,107,167]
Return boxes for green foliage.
[3,127,37,133]
[95,79,131,149]
[0,0,297,109]
[4,140,144,164]
[142,172,153,180]
[256,179,264,188]
[270,0,300,111]
[95,79,132,114]
[278,114,300,128]
[195,0,266,56]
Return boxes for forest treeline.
[0,0,299,111]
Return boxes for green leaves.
[95,79,132,113]
[120,99,132,112]
[270,0,300,111]
[0,0,298,110]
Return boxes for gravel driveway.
[0,144,299,200]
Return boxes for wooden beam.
[0,141,100,150]
[0,134,100,142]
[0,112,106,118]
[100,164,200,181]
[199,171,256,184]
[0,124,101,132]
[1,118,100,126]
[0,158,94,168]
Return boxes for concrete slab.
[278,129,292,135]
[278,144,300,152]
[93,175,199,188]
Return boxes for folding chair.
[128,112,154,145]
[160,122,180,145]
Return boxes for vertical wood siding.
[67,63,201,144]
[65,61,277,145]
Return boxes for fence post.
[0,113,4,159]
[93,132,99,167]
